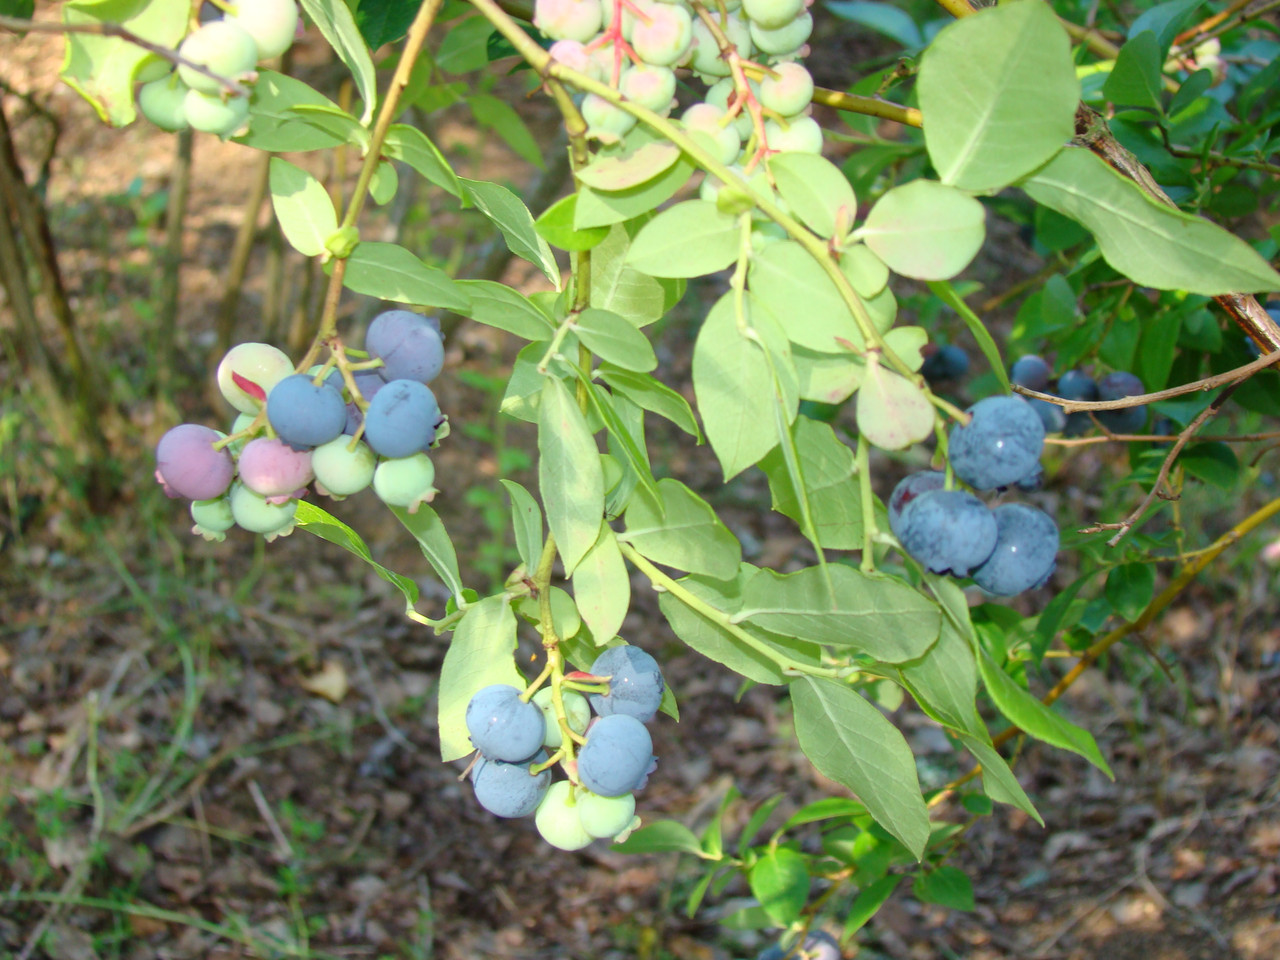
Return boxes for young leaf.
[1022,148,1280,294]
[295,501,420,615]
[625,201,741,278]
[500,479,543,573]
[437,595,523,761]
[598,365,702,440]
[590,220,685,326]
[918,0,1078,192]
[792,677,931,859]
[693,293,797,480]
[858,180,986,281]
[760,418,864,550]
[60,0,187,126]
[390,505,464,601]
[340,242,471,311]
[914,866,975,911]
[573,521,630,645]
[460,179,560,287]
[573,309,658,372]
[620,478,742,580]
[739,565,941,664]
[1103,32,1164,111]
[977,651,1114,777]
[269,158,339,258]
[749,849,810,926]
[1104,562,1156,623]
[768,153,857,238]
[856,354,935,451]
[539,377,605,576]
[382,123,461,197]
[298,0,378,124]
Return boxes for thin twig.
[0,16,251,98]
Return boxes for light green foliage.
[768,153,856,239]
[625,200,742,278]
[539,377,605,575]
[573,521,630,644]
[749,848,810,925]
[269,158,338,257]
[760,418,863,550]
[620,479,741,580]
[857,180,986,281]
[855,355,934,450]
[339,242,471,311]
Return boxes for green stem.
[618,541,843,679]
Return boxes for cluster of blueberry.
[890,394,1058,597]
[153,310,446,541]
[136,0,299,136]
[1011,356,1147,437]
[465,646,666,850]
[540,0,821,155]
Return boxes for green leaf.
[914,866,975,912]
[856,355,936,451]
[574,137,696,228]
[573,377,662,510]
[858,180,986,281]
[269,158,339,258]
[240,71,347,152]
[461,178,560,286]
[779,797,867,830]
[918,0,1078,192]
[500,479,543,573]
[611,819,705,855]
[573,521,630,644]
[382,123,461,197]
[659,566,824,686]
[1,1,35,17]
[1104,32,1163,111]
[389,505,465,601]
[749,849,810,926]
[577,141,682,191]
[437,595,522,761]
[760,418,863,550]
[843,243,889,299]
[978,651,1114,778]
[792,677,931,858]
[897,616,984,739]
[768,153,857,238]
[590,221,683,326]
[928,280,1011,393]
[1180,442,1239,489]
[598,365,702,440]
[534,194,610,252]
[60,0,188,126]
[436,16,496,73]
[959,733,1043,824]
[294,501,421,615]
[1105,563,1156,623]
[573,309,658,372]
[739,565,941,663]
[456,279,556,340]
[844,875,902,938]
[298,0,377,124]
[621,478,741,580]
[1129,0,1205,53]
[340,242,471,311]
[539,377,605,575]
[794,347,863,404]
[286,103,370,149]
[1021,148,1280,295]
[369,161,398,205]
[693,293,797,481]
[827,1,921,47]
[748,241,868,352]
[467,93,545,170]
[625,200,741,278]
[739,795,786,855]
[353,0,417,48]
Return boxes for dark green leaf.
[611,819,704,855]
[436,15,495,73]
[844,875,901,938]
[1180,442,1239,489]
[1105,563,1156,623]
[749,849,809,926]
[382,123,461,197]
[353,0,417,48]
[295,501,420,613]
[914,866,974,911]
[466,93,544,169]
[1104,32,1163,111]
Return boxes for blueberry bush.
[4,0,1280,953]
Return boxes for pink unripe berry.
[236,437,315,498]
[619,64,677,114]
[630,4,693,67]
[534,0,604,43]
[759,62,814,117]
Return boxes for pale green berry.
[227,411,258,456]
[764,116,823,154]
[191,496,235,542]
[619,64,677,115]
[689,14,752,78]
[532,688,591,749]
[178,20,259,95]
[576,790,637,839]
[705,77,757,138]
[741,0,804,30]
[582,94,637,142]
[183,90,250,137]
[229,484,297,539]
[372,453,437,512]
[758,62,814,117]
[748,10,811,57]
[217,342,294,414]
[312,437,376,497]
[681,103,742,165]
[138,76,190,131]
[535,781,595,851]
[226,0,300,61]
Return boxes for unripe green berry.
[229,484,297,540]
[681,103,743,165]
[759,62,814,117]
[226,0,300,61]
[582,94,637,142]
[576,790,637,839]
[138,75,190,131]
[372,453,437,512]
[191,496,235,541]
[178,20,259,95]
[532,688,591,749]
[764,115,823,154]
[741,0,804,30]
[535,781,595,851]
[749,11,811,56]
[312,436,376,497]
[619,64,677,115]
[183,90,250,137]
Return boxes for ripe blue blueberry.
[266,373,347,450]
[887,471,946,540]
[366,310,445,385]
[465,684,546,762]
[971,503,1059,596]
[588,645,665,722]
[1057,370,1100,438]
[471,751,551,818]
[1095,371,1147,434]
[896,489,998,577]
[757,931,840,960]
[577,714,654,797]
[921,344,970,383]
[362,379,440,458]
[1009,354,1052,391]
[948,395,1045,491]
[1027,397,1067,434]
